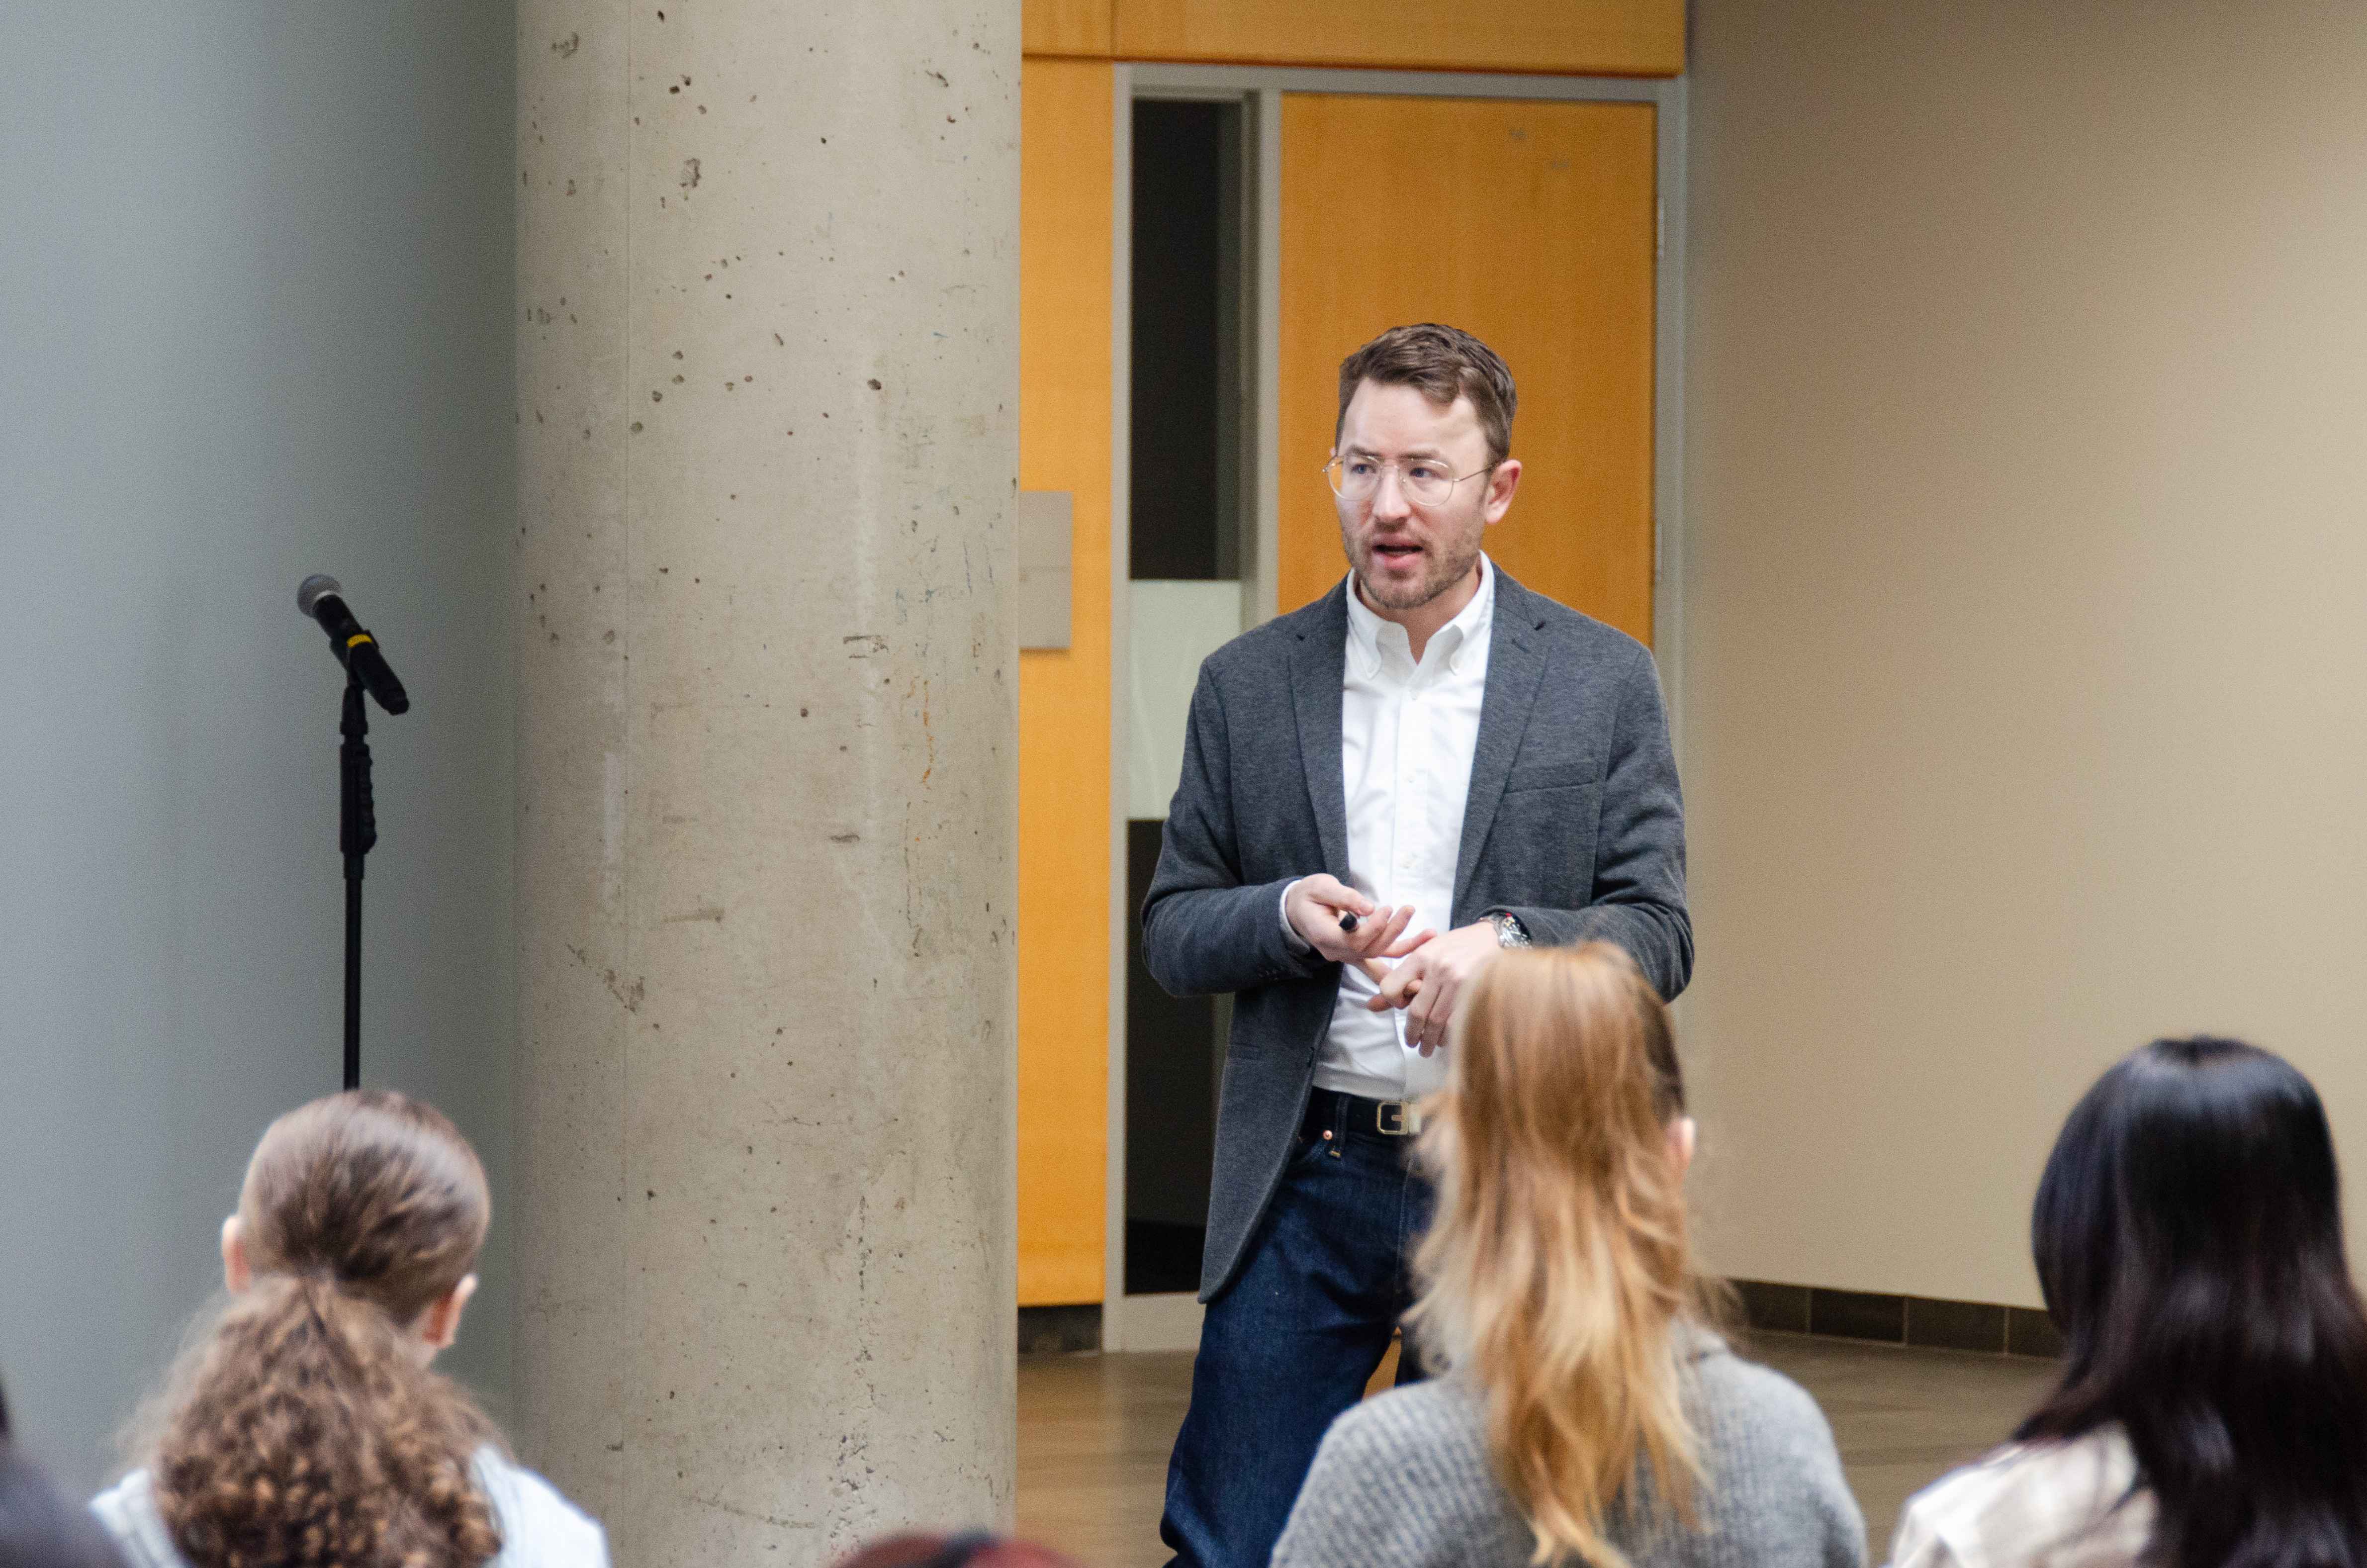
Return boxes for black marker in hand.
[1338,912,1361,933]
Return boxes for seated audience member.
[90,1091,606,1568]
[1,1380,125,1568]
[1889,1037,2367,1568]
[1273,943,1864,1568]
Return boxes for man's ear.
[419,1273,478,1355]
[1667,1115,1697,1181]
[221,1215,254,1294]
[1482,458,1522,524]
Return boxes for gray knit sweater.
[1273,1328,1865,1568]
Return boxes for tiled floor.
[1015,1332,2058,1567]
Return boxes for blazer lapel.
[1288,582,1352,880]
[1453,572,1547,917]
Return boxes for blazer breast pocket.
[1503,758,1605,795]
[1485,776,1605,902]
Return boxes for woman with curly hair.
[1273,943,1863,1568]
[91,1091,605,1568]
[1888,1037,2367,1568]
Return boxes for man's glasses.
[1322,455,1495,506]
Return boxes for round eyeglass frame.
[1321,455,1498,506]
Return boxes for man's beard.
[1349,533,1482,613]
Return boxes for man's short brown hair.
[1334,323,1518,468]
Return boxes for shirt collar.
[1345,554,1495,681]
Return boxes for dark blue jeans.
[1158,1091,1436,1568]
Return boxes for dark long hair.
[2020,1037,2367,1568]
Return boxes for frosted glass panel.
[1129,580,1247,820]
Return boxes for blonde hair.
[1404,943,1705,1568]
[147,1091,502,1568]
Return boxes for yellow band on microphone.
[346,633,373,648]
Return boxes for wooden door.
[1278,95,1658,644]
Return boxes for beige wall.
[1680,0,2367,1305]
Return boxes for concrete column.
[514,3,1018,1562]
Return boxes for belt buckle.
[1376,1100,1422,1136]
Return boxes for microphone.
[297,575,411,714]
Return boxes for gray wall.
[1680,0,2367,1304]
[0,4,516,1485]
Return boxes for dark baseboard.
[1019,1283,2062,1361]
[1019,1303,1103,1355]
[1730,1279,2064,1358]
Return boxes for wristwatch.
[1488,911,1533,949]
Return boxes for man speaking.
[1141,324,1691,1568]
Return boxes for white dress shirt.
[1287,556,1496,1102]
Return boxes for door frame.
[1103,62,1689,1351]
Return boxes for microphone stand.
[338,662,377,1090]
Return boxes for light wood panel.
[1278,94,1659,643]
[1024,0,1113,58]
[1018,59,1114,1305]
[1114,0,1683,77]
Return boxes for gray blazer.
[1142,570,1691,1299]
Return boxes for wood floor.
[1016,1332,2058,1566]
